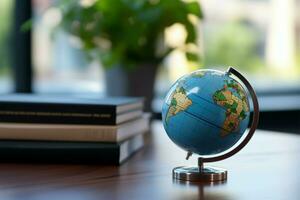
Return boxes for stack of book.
[0,94,149,164]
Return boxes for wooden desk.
[0,121,299,200]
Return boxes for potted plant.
[56,0,203,111]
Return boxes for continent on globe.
[166,86,192,123]
[213,79,249,137]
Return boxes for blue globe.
[162,69,250,156]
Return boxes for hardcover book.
[0,114,150,142]
[0,94,143,125]
[0,134,145,165]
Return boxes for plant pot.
[105,63,159,112]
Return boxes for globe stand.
[173,157,227,182]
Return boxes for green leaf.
[184,21,197,43]
[137,7,162,23]
[122,0,146,10]
[186,52,199,62]
[185,2,203,18]
[20,20,32,32]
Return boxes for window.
[201,0,300,93]
[0,0,14,93]
[32,0,104,94]
[30,0,300,105]
[155,0,300,99]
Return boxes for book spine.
[0,102,117,125]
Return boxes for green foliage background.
[57,0,203,70]
[204,20,264,72]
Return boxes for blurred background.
[1,0,300,132]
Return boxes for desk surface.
[0,121,299,200]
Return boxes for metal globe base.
[173,157,227,182]
[173,166,227,182]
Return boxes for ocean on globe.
[162,69,250,156]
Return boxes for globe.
[162,69,250,157]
